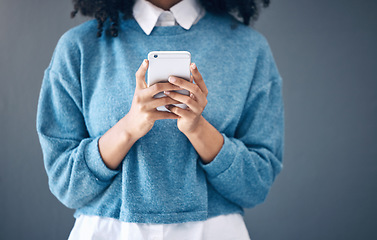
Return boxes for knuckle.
[151,84,160,92]
[140,104,148,112]
[187,97,195,106]
[134,93,142,103]
[135,92,144,103]
[135,74,144,82]
[135,104,143,113]
[135,70,141,78]
[193,85,200,94]
[169,107,176,113]
[173,107,181,114]
[145,113,153,122]
[162,97,171,104]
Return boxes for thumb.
[135,59,148,89]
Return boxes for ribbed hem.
[74,210,208,224]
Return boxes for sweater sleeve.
[36,33,120,209]
[199,38,284,208]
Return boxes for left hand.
[164,63,208,134]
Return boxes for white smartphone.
[147,51,191,111]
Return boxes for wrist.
[120,129,137,146]
[119,115,139,144]
[184,116,206,139]
[184,115,224,164]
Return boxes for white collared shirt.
[68,1,250,239]
[132,0,206,35]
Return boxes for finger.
[148,97,183,109]
[168,76,207,107]
[168,76,197,94]
[189,76,197,100]
[165,105,193,119]
[145,82,183,97]
[135,59,148,89]
[164,91,203,114]
[190,63,208,96]
[150,110,179,121]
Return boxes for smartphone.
[147,51,191,111]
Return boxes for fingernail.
[143,59,147,66]
[191,63,197,69]
[168,76,176,83]
[164,91,170,95]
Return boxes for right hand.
[122,59,182,141]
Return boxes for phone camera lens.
[154,55,158,58]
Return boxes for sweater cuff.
[85,136,120,182]
[199,133,235,178]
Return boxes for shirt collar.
[132,0,203,35]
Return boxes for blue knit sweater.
[36,12,284,224]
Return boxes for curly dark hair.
[71,0,270,37]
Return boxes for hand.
[122,59,183,141]
[98,59,184,169]
[164,63,209,134]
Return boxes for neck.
[146,0,183,10]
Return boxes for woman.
[36,0,284,239]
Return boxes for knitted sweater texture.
[36,12,284,224]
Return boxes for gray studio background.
[1,0,376,239]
